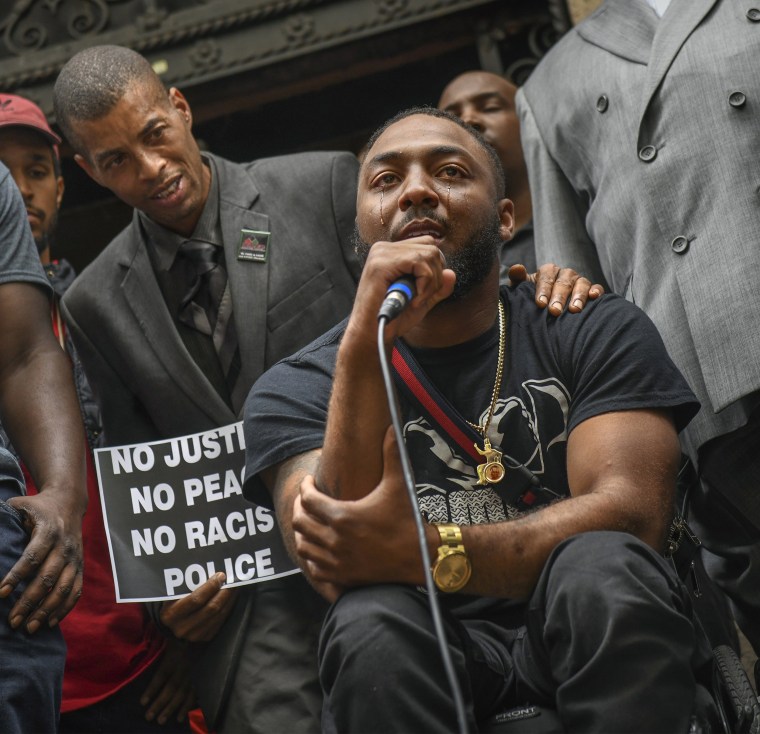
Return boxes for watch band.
[431,523,471,593]
[436,523,465,549]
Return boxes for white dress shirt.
[644,0,672,17]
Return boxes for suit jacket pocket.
[267,270,353,359]
[268,268,336,333]
[267,268,350,361]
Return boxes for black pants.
[58,661,191,734]
[0,478,65,734]
[692,407,760,655]
[319,531,712,734]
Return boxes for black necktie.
[178,240,240,395]
[178,239,224,336]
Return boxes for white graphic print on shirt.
[408,378,571,526]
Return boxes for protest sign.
[94,422,298,602]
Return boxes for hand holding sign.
[160,571,236,642]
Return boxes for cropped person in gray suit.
[53,45,595,732]
[517,0,760,653]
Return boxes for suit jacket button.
[639,145,657,162]
[729,91,747,108]
[671,236,689,254]
[747,7,760,21]
[596,94,609,113]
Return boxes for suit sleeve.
[517,89,610,290]
[60,297,158,445]
[329,152,362,284]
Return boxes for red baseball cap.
[0,94,61,148]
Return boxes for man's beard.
[352,213,502,302]
[34,213,57,258]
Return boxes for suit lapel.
[576,0,658,65]
[213,155,269,415]
[639,0,718,127]
[119,213,234,425]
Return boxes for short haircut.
[362,106,507,198]
[53,45,165,154]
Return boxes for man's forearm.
[266,451,322,564]
[452,410,678,599]
[0,283,86,508]
[315,326,392,501]
[459,492,637,600]
[265,450,347,601]
[1,342,86,506]
[315,238,456,501]
[0,283,87,627]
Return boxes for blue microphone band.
[387,281,414,300]
[378,276,416,322]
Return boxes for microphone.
[378,276,415,322]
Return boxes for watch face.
[434,551,471,593]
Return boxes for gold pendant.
[475,438,505,485]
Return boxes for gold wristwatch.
[431,523,471,593]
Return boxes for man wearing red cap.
[0,93,196,732]
[0,94,64,261]
[0,98,86,733]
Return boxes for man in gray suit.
[517,0,760,653]
[53,45,360,733]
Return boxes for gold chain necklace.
[466,300,507,486]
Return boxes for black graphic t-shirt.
[397,321,573,526]
[244,284,699,620]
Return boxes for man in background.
[439,71,537,278]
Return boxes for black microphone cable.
[376,313,469,734]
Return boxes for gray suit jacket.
[517,0,760,456]
[62,151,360,730]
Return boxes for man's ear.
[73,153,99,185]
[498,197,515,242]
[169,87,192,128]
[55,174,64,211]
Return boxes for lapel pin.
[237,229,270,262]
